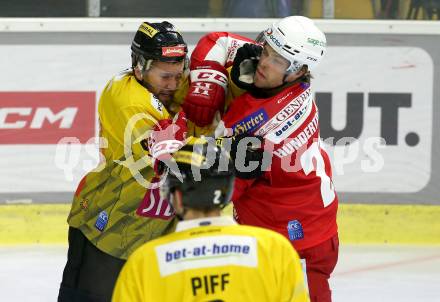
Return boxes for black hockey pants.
[58,227,125,302]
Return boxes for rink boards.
[1,203,439,245]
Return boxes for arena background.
[1,1,440,301]
[1,17,439,245]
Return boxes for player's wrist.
[183,61,228,127]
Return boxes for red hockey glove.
[147,111,187,174]
[182,60,228,127]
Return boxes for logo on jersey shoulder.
[232,109,268,135]
[95,211,109,232]
[265,98,314,144]
[287,220,304,241]
[256,88,312,138]
[80,198,89,211]
[227,40,240,63]
[151,95,163,113]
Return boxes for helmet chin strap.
[250,68,302,99]
[139,76,154,92]
[250,83,287,99]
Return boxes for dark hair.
[300,68,312,84]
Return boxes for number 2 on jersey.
[300,142,336,207]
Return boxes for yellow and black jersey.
[113,216,309,302]
[68,70,178,259]
[67,65,244,260]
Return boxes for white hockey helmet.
[262,16,326,73]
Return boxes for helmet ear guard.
[131,52,153,75]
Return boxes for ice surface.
[0,245,439,301]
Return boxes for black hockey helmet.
[131,21,188,63]
[162,137,234,211]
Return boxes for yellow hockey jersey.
[67,66,244,260]
[113,216,309,302]
[67,70,179,259]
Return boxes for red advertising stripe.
[0,92,96,144]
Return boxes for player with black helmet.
[130,21,188,106]
[58,21,189,302]
[112,138,309,302]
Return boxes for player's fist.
[147,112,187,174]
[231,43,262,90]
[182,60,228,127]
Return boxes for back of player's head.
[161,137,234,212]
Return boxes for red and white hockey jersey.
[222,82,338,252]
[191,32,338,251]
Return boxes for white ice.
[0,245,439,301]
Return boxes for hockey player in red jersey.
[183,16,339,302]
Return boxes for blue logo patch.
[300,82,310,90]
[232,109,268,135]
[95,211,109,232]
[287,220,304,241]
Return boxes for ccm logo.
[198,71,227,83]
[0,92,95,144]
[191,69,227,89]
[1,107,77,129]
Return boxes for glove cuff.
[190,60,228,90]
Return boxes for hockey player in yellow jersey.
[58,21,190,302]
[113,138,309,302]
